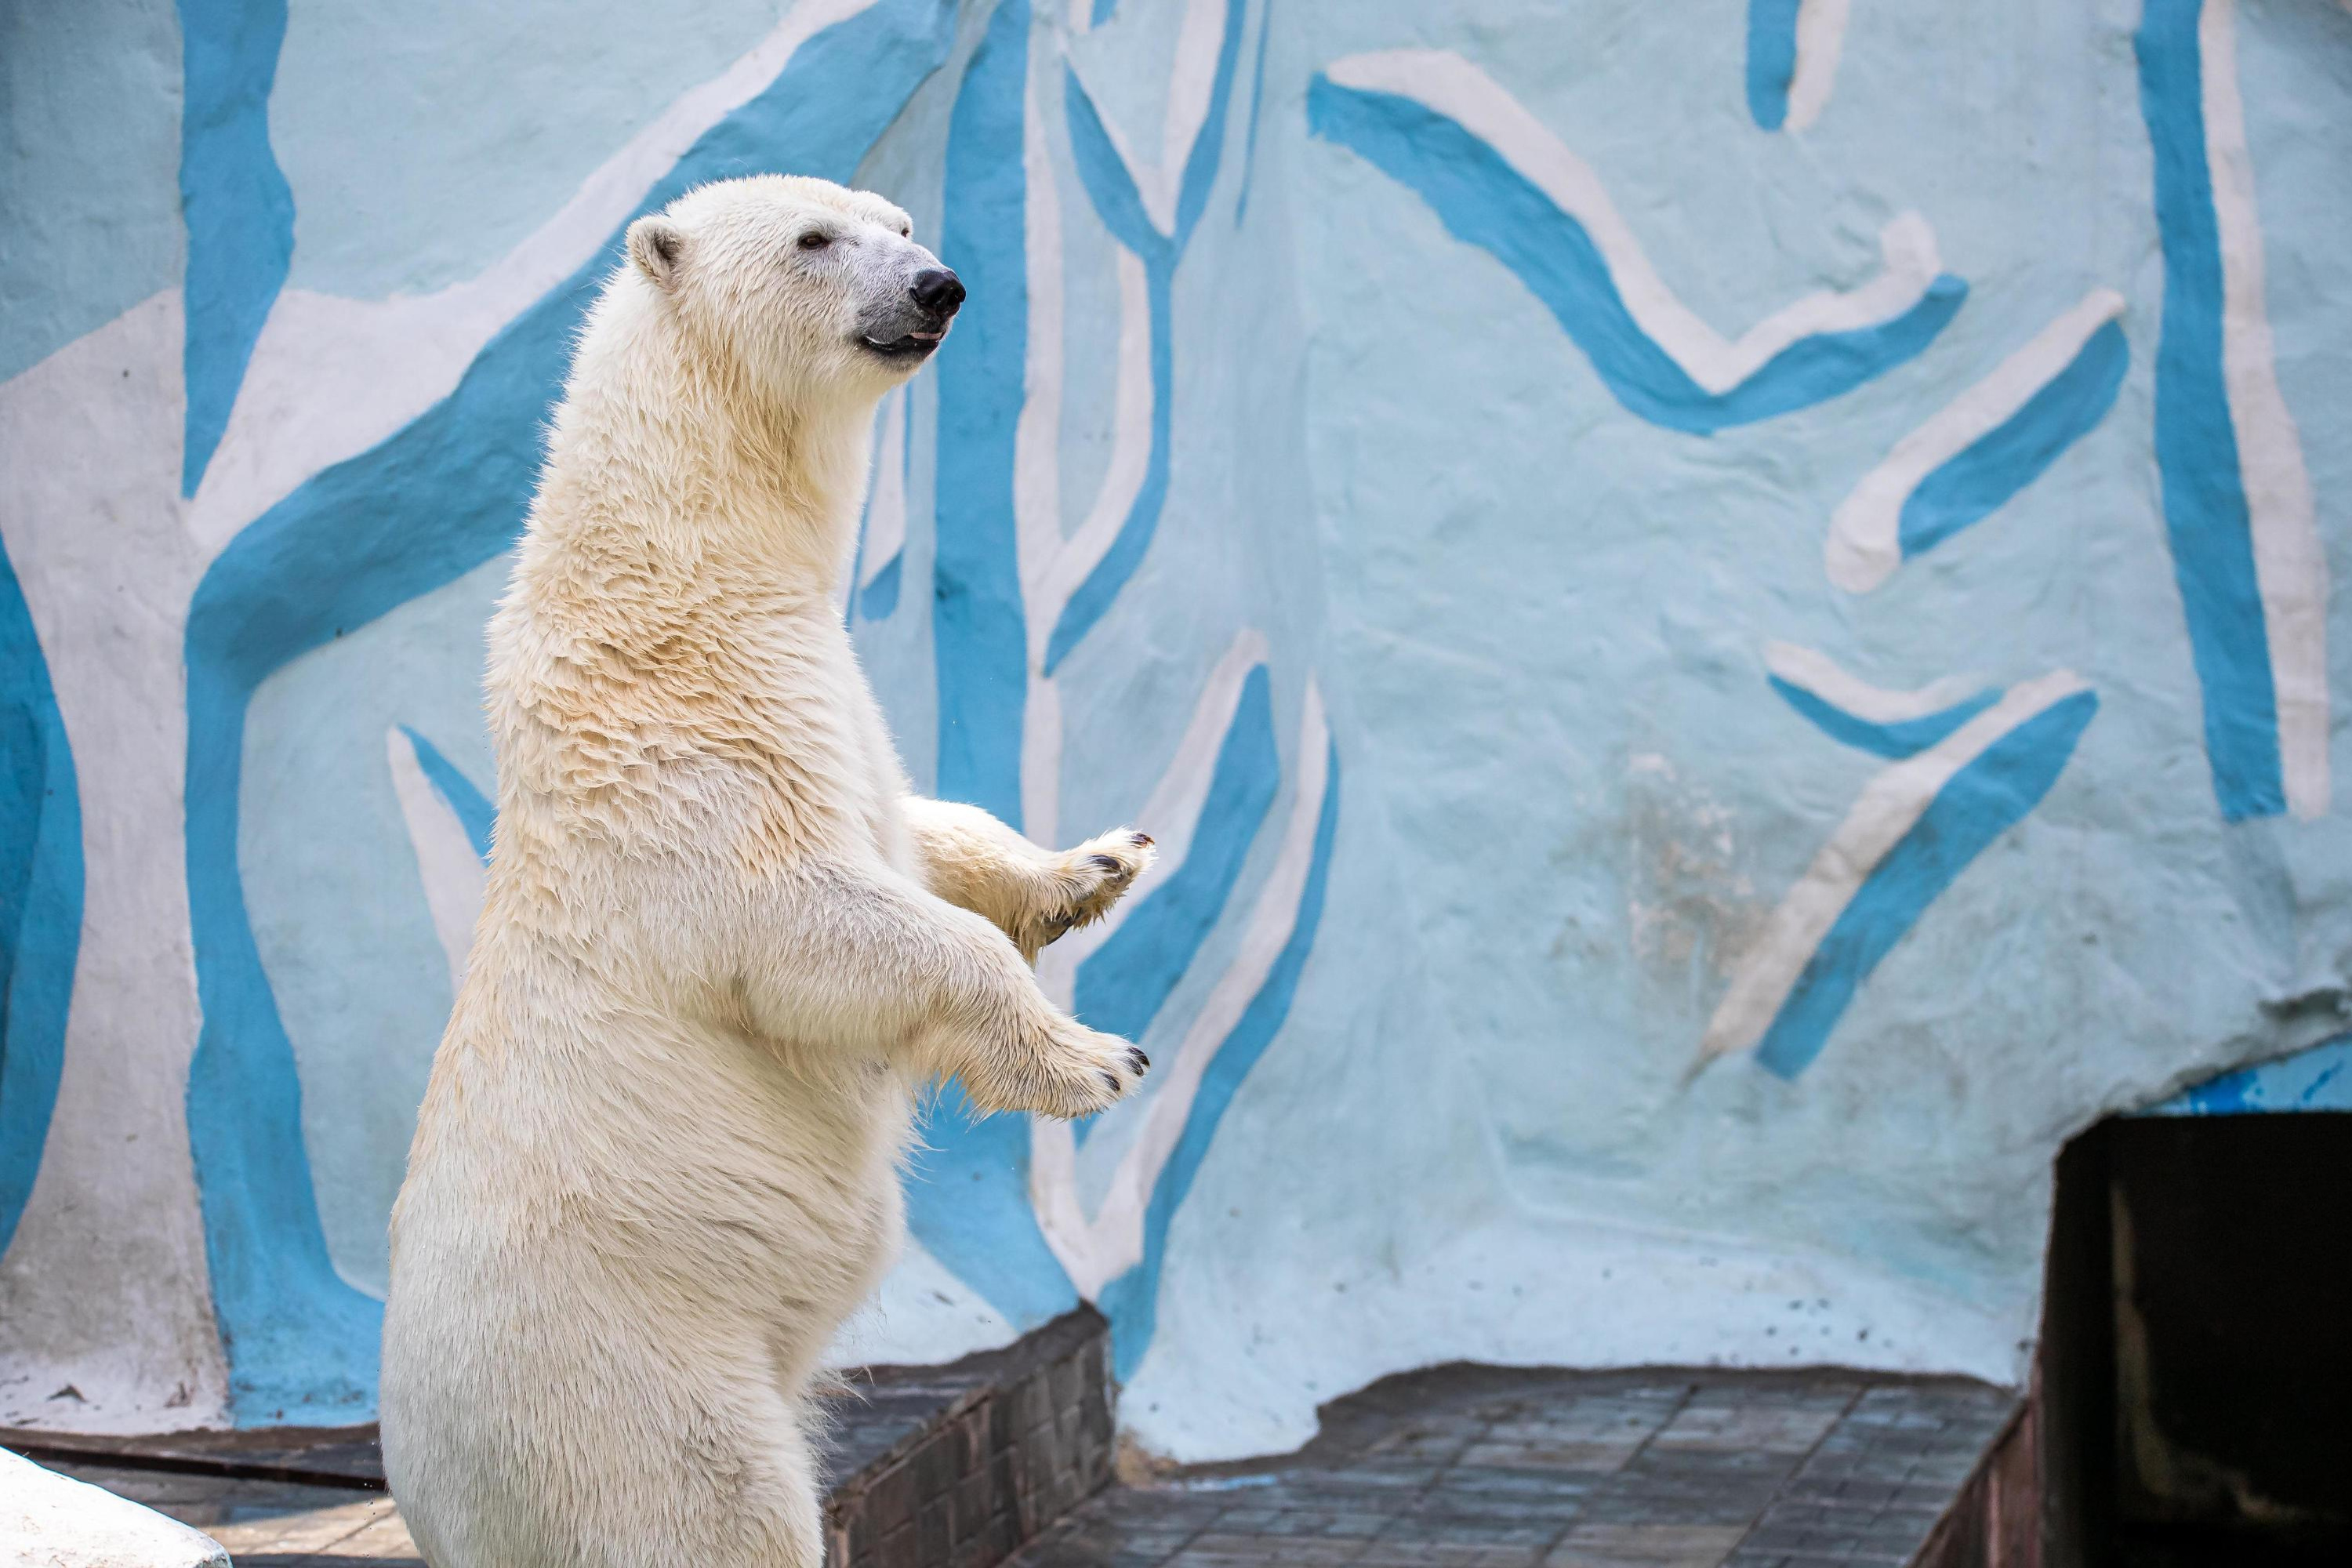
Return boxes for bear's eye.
[898,223,912,238]
[797,231,831,252]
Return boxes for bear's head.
[622,175,964,405]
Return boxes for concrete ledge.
[1914,1399,2038,1568]
[0,1425,388,1490]
[4,1307,1116,1568]
[823,1307,1116,1568]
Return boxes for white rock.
[0,1448,230,1568]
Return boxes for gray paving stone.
[50,1362,2019,1568]
[1006,1369,2019,1568]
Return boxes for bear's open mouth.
[859,329,946,361]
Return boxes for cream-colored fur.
[379,176,1152,1568]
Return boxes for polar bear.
[379,176,1154,1568]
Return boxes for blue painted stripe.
[2140,1031,2352,1115]
[1061,71,1167,260]
[1047,71,1174,677]
[1305,78,1966,434]
[1768,677,2004,760]
[858,551,903,622]
[177,0,296,498]
[1171,0,1252,249]
[901,1076,1077,1332]
[1099,742,1340,1378]
[905,0,1082,1334]
[1046,2,1249,672]
[1755,691,2099,1079]
[1898,319,2129,564]
[1746,0,1802,131]
[1044,270,1171,673]
[931,0,1033,826]
[1073,666,1279,1138]
[0,543,83,1261]
[399,727,495,866]
[2135,0,2283,822]
[180,0,960,1422]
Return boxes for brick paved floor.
[38,1367,2013,1567]
[1008,1367,2017,1568]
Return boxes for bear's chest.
[644,612,903,864]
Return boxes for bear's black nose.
[910,268,965,318]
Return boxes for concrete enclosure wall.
[2,0,2347,1457]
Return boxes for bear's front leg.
[743,865,1149,1118]
[900,797,1155,961]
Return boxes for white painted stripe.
[1033,680,1330,1298]
[1035,630,1271,1010]
[1320,50,1944,397]
[1697,670,2089,1064]
[1015,19,1072,846]
[2202,0,2328,820]
[1824,289,2125,593]
[1022,673,1065,854]
[1157,0,1232,230]
[180,0,883,555]
[1014,23,1068,602]
[0,294,231,1431]
[1762,642,1987,725]
[1784,0,1855,132]
[385,728,487,996]
[1033,248,1154,626]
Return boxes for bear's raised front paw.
[1027,829,1155,953]
[1022,1018,1149,1120]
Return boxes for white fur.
[379,176,1154,1568]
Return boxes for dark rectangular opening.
[2039,1112,2352,1566]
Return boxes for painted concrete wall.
[2,0,2347,1459]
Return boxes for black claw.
[1134,832,1155,847]
[1088,853,1122,873]
[1099,1069,1122,1094]
[1128,1047,1150,1073]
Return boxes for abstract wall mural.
[1308,51,1965,434]
[1,0,2346,1462]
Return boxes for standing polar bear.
[380,176,1154,1568]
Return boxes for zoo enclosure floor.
[1008,1366,2022,1568]
[28,1362,2022,1567]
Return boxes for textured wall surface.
[1,0,2346,1460]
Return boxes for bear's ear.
[627,216,687,291]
